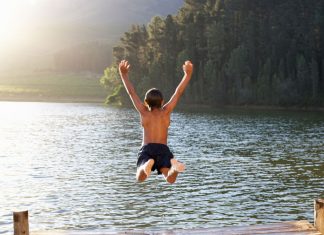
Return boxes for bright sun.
[0,0,38,47]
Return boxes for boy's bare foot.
[170,159,185,173]
[142,159,155,177]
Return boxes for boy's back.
[141,108,170,145]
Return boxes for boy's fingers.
[124,60,130,68]
[183,61,192,68]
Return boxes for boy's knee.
[136,174,146,182]
[166,178,176,184]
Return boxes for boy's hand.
[183,60,193,76]
[119,60,130,76]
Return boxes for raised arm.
[119,60,146,113]
[164,61,193,113]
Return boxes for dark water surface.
[0,102,323,234]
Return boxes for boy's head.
[144,88,164,110]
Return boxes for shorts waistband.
[140,143,170,151]
[142,143,168,147]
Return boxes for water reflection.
[0,102,323,234]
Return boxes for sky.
[0,0,183,70]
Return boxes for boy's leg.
[136,159,154,182]
[160,159,185,184]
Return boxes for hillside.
[0,0,184,102]
[102,0,324,108]
[0,0,184,72]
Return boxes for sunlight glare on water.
[0,102,323,234]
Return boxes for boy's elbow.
[176,89,184,97]
[127,87,135,96]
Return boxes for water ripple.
[0,103,323,234]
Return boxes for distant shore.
[100,101,324,113]
[1,96,323,112]
[0,95,105,104]
[177,103,324,113]
[0,71,107,104]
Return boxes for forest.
[100,0,324,107]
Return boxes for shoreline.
[0,96,105,104]
[1,97,323,112]
[176,103,324,113]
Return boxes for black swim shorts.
[137,143,174,175]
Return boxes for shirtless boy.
[119,60,193,184]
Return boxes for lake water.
[0,102,323,234]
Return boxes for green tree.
[101,0,324,108]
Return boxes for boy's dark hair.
[144,88,164,109]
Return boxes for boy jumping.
[119,60,193,184]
